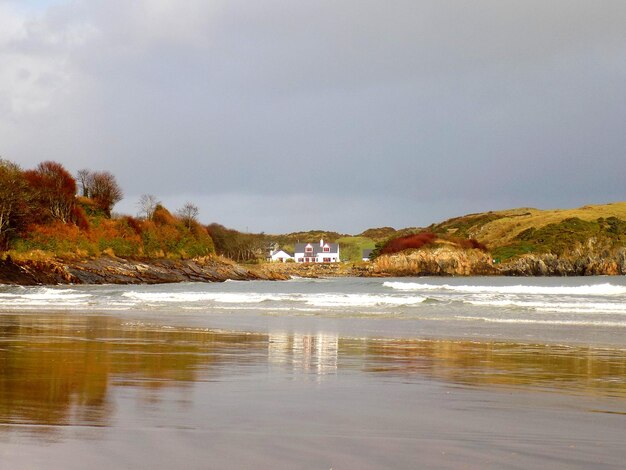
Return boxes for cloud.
[1,1,625,231]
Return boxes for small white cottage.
[269,249,293,263]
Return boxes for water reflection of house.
[268,332,338,376]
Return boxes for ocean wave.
[383,281,626,296]
[0,287,92,306]
[121,291,426,308]
[122,291,291,304]
[304,294,426,308]
[456,316,626,327]
[466,299,626,314]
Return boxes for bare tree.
[137,194,160,220]
[76,169,91,197]
[177,202,199,230]
[87,171,123,217]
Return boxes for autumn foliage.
[1,158,214,259]
[379,233,438,255]
[373,232,487,258]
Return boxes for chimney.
[320,238,324,247]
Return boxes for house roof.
[362,249,373,258]
[271,249,293,257]
[294,242,339,255]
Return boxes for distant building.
[362,249,373,261]
[294,239,340,263]
[268,249,293,263]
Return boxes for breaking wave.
[383,281,626,296]
[0,287,93,307]
[465,299,626,315]
[122,291,426,308]
[122,291,290,304]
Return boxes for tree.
[24,161,77,224]
[137,194,160,220]
[0,159,29,249]
[177,202,199,230]
[86,171,123,217]
[76,169,91,197]
[206,223,267,261]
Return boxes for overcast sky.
[1,1,625,233]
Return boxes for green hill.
[428,202,626,261]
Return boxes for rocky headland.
[0,256,287,286]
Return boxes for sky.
[1,0,625,234]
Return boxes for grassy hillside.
[428,202,626,261]
[336,236,376,262]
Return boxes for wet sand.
[1,313,625,469]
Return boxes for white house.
[293,239,340,263]
[269,249,293,263]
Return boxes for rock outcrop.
[0,256,287,285]
[257,261,364,279]
[371,246,496,276]
[497,248,626,276]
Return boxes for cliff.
[371,246,496,276]
[497,248,626,276]
[0,256,287,286]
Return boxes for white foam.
[457,316,626,327]
[121,291,426,308]
[305,294,426,308]
[122,291,290,304]
[0,288,93,307]
[466,299,626,314]
[384,281,626,296]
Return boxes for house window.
[305,246,313,253]
[298,258,304,263]
[323,246,330,252]
[323,257,331,263]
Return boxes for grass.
[431,202,626,248]
[336,236,376,262]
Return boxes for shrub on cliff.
[370,232,487,259]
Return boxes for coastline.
[0,255,287,285]
[2,244,626,286]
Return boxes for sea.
[1,276,625,468]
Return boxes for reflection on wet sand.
[269,332,338,377]
[1,313,625,435]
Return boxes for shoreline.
[0,255,288,286]
[1,247,625,286]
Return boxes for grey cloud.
[1,1,625,231]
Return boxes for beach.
[1,277,625,468]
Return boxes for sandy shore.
[1,312,624,469]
